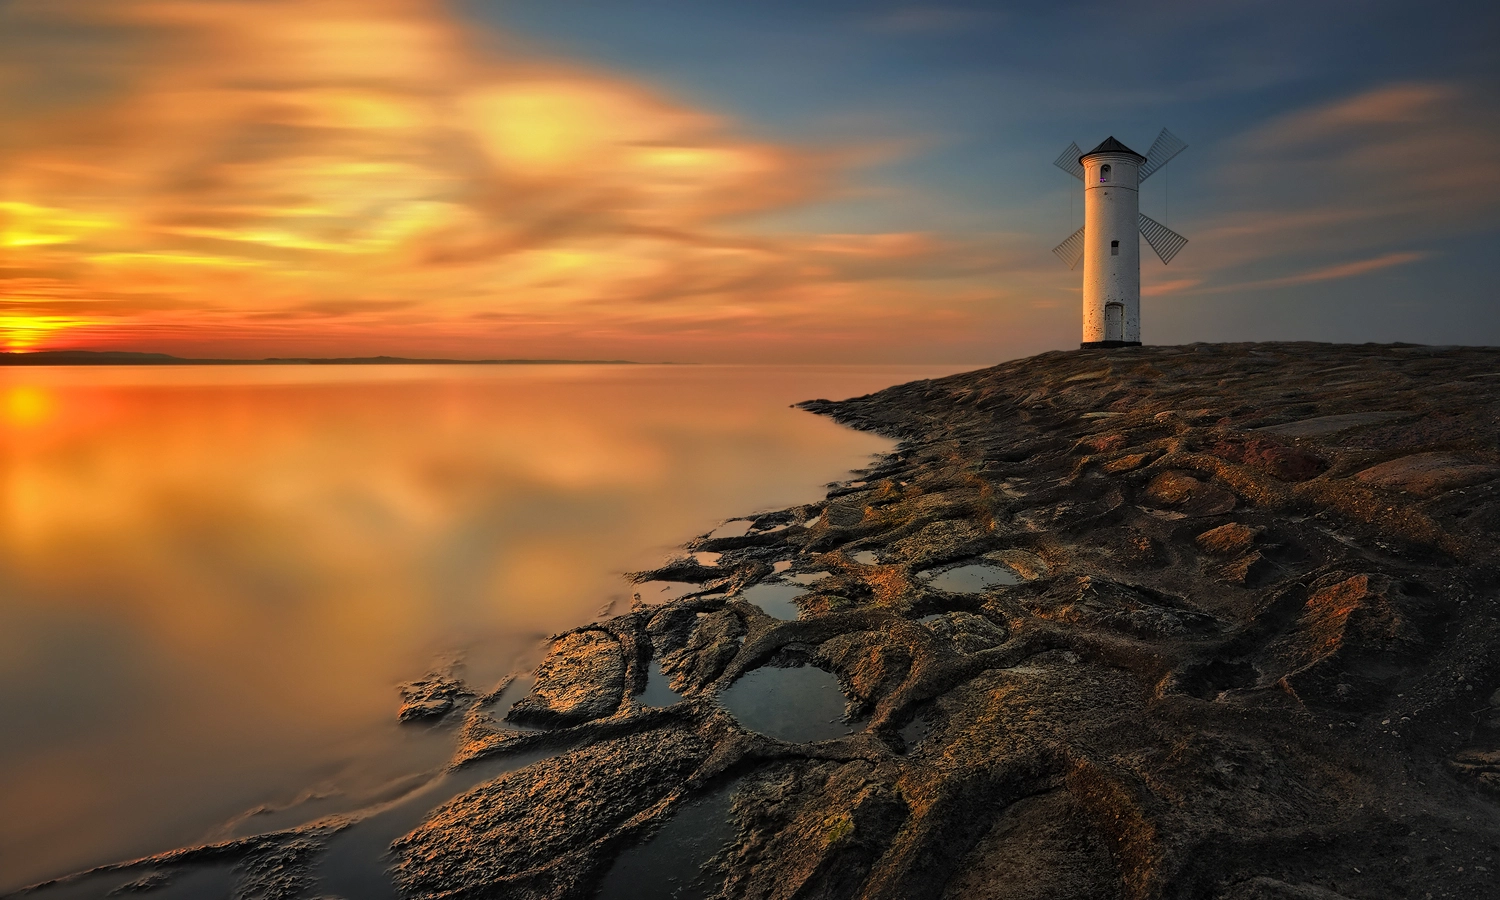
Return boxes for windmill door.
[1104,303,1124,342]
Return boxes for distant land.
[0,350,639,366]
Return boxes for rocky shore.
[14,342,1500,900]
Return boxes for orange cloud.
[1257,251,1428,287]
[1213,84,1499,252]
[0,0,995,361]
[1142,278,1202,297]
[1136,82,1500,308]
[1199,251,1429,294]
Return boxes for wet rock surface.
[507,630,626,727]
[4,820,350,900]
[18,342,1500,900]
[392,726,719,899]
[398,666,471,722]
[387,343,1500,900]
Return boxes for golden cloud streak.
[0,0,987,359]
[0,316,98,351]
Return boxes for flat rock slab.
[1256,411,1409,438]
[507,630,625,727]
[391,727,713,899]
[1354,452,1499,497]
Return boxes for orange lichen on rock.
[1143,470,1237,516]
[1195,522,1261,556]
[1102,451,1157,474]
[1282,575,1416,677]
[1210,436,1328,482]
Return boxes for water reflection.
[596,784,737,900]
[639,661,684,708]
[786,571,829,586]
[717,666,854,743]
[0,363,963,891]
[920,563,1019,593]
[634,581,701,604]
[741,582,805,620]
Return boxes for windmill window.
[1099,164,1111,182]
[1110,240,1119,256]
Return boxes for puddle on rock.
[920,563,1018,594]
[639,661,684,707]
[916,613,944,625]
[636,581,701,604]
[493,676,551,735]
[717,666,854,743]
[709,521,752,539]
[851,550,879,565]
[772,560,792,574]
[741,582,805,620]
[786,571,830,585]
[693,551,721,567]
[899,716,934,752]
[595,783,737,900]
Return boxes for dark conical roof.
[1080,136,1145,162]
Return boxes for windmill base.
[1080,341,1142,349]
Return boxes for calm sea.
[0,363,966,891]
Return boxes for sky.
[0,0,1496,362]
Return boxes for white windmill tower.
[1052,129,1188,348]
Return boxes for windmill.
[1052,129,1188,348]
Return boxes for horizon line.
[0,349,651,366]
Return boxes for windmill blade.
[1053,142,1084,180]
[1138,214,1188,265]
[1052,226,1085,269]
[1138,128,1187,182]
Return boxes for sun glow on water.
[4,385,54,427]
[0,363,967,891]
